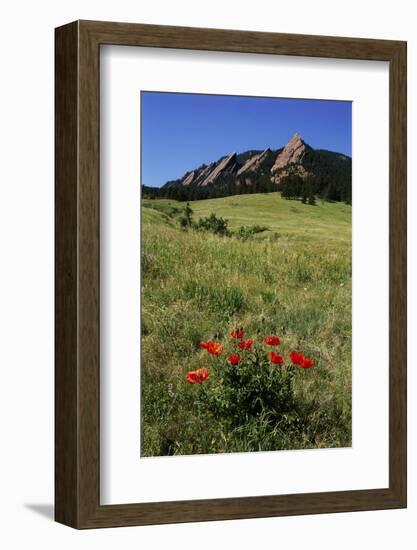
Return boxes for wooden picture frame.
[55,20,407,529]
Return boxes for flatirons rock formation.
[161,133,351,196]
[199,152,238,187]
[270,133,311,183]
[272,133,308,172]
[237,148,271,176]
[181,171,195,186]
[165,152,240,189]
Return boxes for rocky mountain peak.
[159,134,350,200]
[271,133,308,173]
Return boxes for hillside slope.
[141,193,352,456]
[142,192,351,244]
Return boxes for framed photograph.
[55,20,406,528]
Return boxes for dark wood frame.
[55,20,407,529]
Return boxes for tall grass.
[141,193,352,456]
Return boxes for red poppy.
[237,339,254,350]
[290,351,314,368]
[186,368,210,384]
[264,336,281,346]
[207,342,222,355]
[290,351,305,366]
[300,357,314,369]
[200,341,222,355]
[186,371,198,383]
[231,327,244,339]
[268,351,284,365]
[229,354,241,365]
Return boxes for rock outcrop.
[237,148,270,176]
[270,133,312,183]
[271,133,308,173]
[181,171,195,186]
[198,152,238,187]
[160,133,350,194]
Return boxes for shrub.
[195,213,231,236]
[179,216,190,228]
[186,328,316,442]
[206,349,296,425]
[178,202,194,228]
[235,224,269,241]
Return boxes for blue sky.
[141,91,352,188]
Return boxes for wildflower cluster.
[185,327,316,433]
[186,327,314,384]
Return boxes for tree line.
[142,150,352,205]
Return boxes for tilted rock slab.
[199,152,238,187]
[271,133,308,173]
[237,148,270,176]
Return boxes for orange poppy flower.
[229,354,241,365]
[200,341,222,355]
[186,368,210,384]
[237,339,254,350]
[186,371,198,383]
[290,351,305,366]
[231,327,244,339]
[290,351,314,368]
[264,336,281,346]
[300,357,314,369]
[207,342,222,355]
[269,351,284,364]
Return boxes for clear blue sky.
[141,91,352,187]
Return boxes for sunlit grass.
[141,193,352,456]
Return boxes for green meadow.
[141,193,352,456]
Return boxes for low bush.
[194,213,231,236]
[235,224,269,240]
[184,328,316,448]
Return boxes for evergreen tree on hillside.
[280,174,303,199]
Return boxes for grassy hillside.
[141,193,352,456]
[143,193,351,243]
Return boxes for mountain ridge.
[146,134,351,203]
